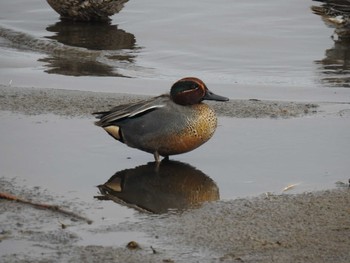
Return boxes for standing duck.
[93,77,229,162]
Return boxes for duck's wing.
[93,95,168,127]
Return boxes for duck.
[46,0,129,22]
[93,77,229,162]
[311,0,350,40]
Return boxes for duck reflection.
[96,160,220,214]
[46,0,129,22]
[314,39,350,87]
[45,20,135,50]
[311,0,350,87]
[40,20,137,77]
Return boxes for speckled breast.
[165,103,217,154]
[150,103,217,156]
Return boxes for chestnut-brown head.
[170,77,229,106]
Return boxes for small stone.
[126,241,140,250]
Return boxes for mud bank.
[0,84,318,118]
[0,177,349,263]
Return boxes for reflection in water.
[39,20,137,77]
[96,160,220,214]
[315,39,350,87]
[46,0,129,22]
[46,21,135,50]
[311,1,350,87]
[38,56,129,77]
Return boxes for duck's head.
[170,77,229,106]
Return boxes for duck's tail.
[92,110,109,126]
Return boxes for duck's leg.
[153,152,161,172]
[153,152,160,163]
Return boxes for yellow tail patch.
[104,126,121,140]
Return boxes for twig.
[0,191,92,224]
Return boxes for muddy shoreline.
[1,84,350,262]
[0,84,318,118]
[1,176,349,263]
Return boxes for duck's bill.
[203,90,229,102]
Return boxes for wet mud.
[0,84,318,118]
[1,177,349,262]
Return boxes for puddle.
[1,111,349,204]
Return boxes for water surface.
[1,0,349,95]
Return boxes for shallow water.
[0,0,349,95]
[1,111,349,205]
